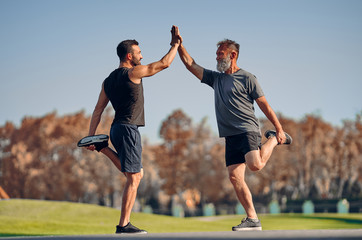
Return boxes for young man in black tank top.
[84,26,181,234]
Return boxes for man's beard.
[217,57,231,73]
[131,56,141,66]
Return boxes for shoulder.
[105,68,125,79]
[128,65,146,84]
[236,68,257,79]
[104,68,130,87]
[118,67,130,75]
[234,69,259,88]
[202,68,224,86]
[204,68,224,79]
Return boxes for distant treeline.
[0,108,361,213]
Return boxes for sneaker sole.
[77,134,109,147]
[232,227,262,231]
[116,231,148,234]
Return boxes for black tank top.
[103,67,145,126]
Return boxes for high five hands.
[171,25,182,46]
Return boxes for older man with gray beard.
[175,27,292,231]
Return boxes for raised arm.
[178,43,204,80]
[256,96,286,144]
[128,26,180,83]
[176,27,204,80]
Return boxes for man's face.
[130,45,143,66]
[216,45,231,73]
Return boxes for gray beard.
[217,58,231,73]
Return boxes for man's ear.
[126,52,133,60]
[230,51,237,60]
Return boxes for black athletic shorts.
[225,131,262,167]
[110,123,142,173]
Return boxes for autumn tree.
[331,115,362,199]
[254,113,362,202]
[0,109,125,206]
[137,139,163,210]
[1,108,361,212]
[185,118,234,205]
[154,110,193,198]
[154,110,235,212]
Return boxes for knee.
[126,173,143,188]
[245,151,266,172]
[139,170,144,180]
[134,172,143,184]
[248,162,263,172]
[134,171,144,185]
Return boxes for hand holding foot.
[77,134,109,152]
[264,130,292,145]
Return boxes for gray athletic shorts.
[110,123,142,173]
[225,131,261,167]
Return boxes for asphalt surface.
[2,229,362,240]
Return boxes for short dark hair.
[217,39,240,59]
[117,39,139,61]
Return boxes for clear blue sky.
[1,0,361,142]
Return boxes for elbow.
[163,64,171,70]
[185,64,194,72]
[160,60,171,69]
[186,59,197,71]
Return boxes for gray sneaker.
[232,217,262,231]
[264,130,292,145]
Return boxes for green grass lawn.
[0,199,361,237]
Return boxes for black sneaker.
[232,217,262,231]
[264,130,292,145]
[77,134,109,152]
[115,222,147,234]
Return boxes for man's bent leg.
[119,169,143,227]
[245,137,278,171]
[228,164,258,219]
[100,147,123,172]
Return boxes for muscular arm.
[128,26,180,83]
[128,43,179,83]
[178,43,204,80]
[256,96,286,144]
[88,83,109,136]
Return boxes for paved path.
[2,229,362,240]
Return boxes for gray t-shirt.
[202,68,264,137]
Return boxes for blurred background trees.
[0,109,124,205]
[0,109,361,214]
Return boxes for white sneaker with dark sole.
[77,134,109,147]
